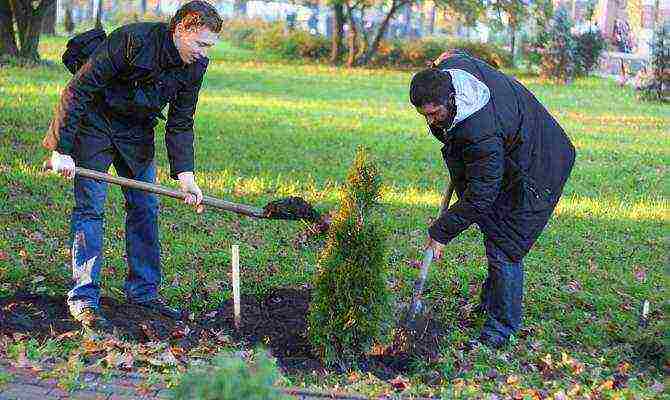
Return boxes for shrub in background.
[221,18,510,69]
[575,29,607,76]
[370,38,511,69]
[539,7,578,83]
[308,146,391,368]
[63,7,75,35]
[172,349,289,400]
[637,22,670,103]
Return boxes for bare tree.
[95,0,103,29]
[330,0,346,63]
[41,0,56,35]
[0,0,19,57]
[7,0,56,60]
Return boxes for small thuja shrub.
[575,29,607,76]
[308,146,391,368]
[539,7,578,84]
[172,349,289,400]
[63,7,75,35]
[637,22,670,103]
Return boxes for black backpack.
[62,28,107,74]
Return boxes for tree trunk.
[9,0,53,60]
[402,3,411,38]
[428,2,436,35]
[140,0,146,14]
[95,0,102,29]
[509,23,516,65]
[233,0,246,17]
[330,2,345,63]
[358,0,400,65]
[345,3,358,67]
[0,0,19,56]
[41,0,55,35]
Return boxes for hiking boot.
[130,297,182,320]
[477,332,508,349]
[73,307,112,333]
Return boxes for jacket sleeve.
[165,64,206,180]
[428,134,504,244]
[46,31,136,156]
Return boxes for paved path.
[0,359,396,400]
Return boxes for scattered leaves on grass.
[389,375,410,391]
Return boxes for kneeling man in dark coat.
[410,52,576,348]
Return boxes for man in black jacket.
[410,52,575,348]
[43,1,222,331]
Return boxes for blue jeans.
[67,158,161,315]
[480,239,524,340]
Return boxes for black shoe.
[131,297,182,320]
[478,332,508,349]
[73,307,113,333]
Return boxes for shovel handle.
[43,160,266,218]
[407,247,434,320]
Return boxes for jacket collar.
[161,24,184,69]
[442,68,490,131]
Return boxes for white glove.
[177,171,204,213]
[51,151,76,179]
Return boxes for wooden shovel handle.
[43,160,266,218]
[439,180,456,214]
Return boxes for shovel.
[43,161,323,223]
[403,180,455,328]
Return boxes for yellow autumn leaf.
[507,375,519,385]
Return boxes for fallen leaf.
[565,280,582,293]
[506,374,519,385]
[348,371,360,383]
[203,310,218,319]
[56,331,78,340]
[598,380,614,391]
[13,350,33,368]
[553,390,567,400]
[29,232,44,243]
[121,352,134,370]
[141,323,159,342]
[82,339,102,354]
[0,251,8,261]
[617,361,631,374]
[613,373,629,389]
[170,346,185,357]
[650,381,665,393]
[390,375,410,391]
[567,384,581,397]
[633,267,646,282]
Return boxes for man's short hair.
[409,68,454,108]
[169,0,223,34]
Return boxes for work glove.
[51,151,76,179]
[177,171,204,213]
[424,236,445,261]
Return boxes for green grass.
[0,36,668,398]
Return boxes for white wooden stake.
[232,244,241,330]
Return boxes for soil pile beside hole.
[199,288,318,371]
[200,288,447,377]
[1,289,447,378]
[262,197,321,223]
[0,293,186,343]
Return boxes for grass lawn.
[0,36,668,398]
